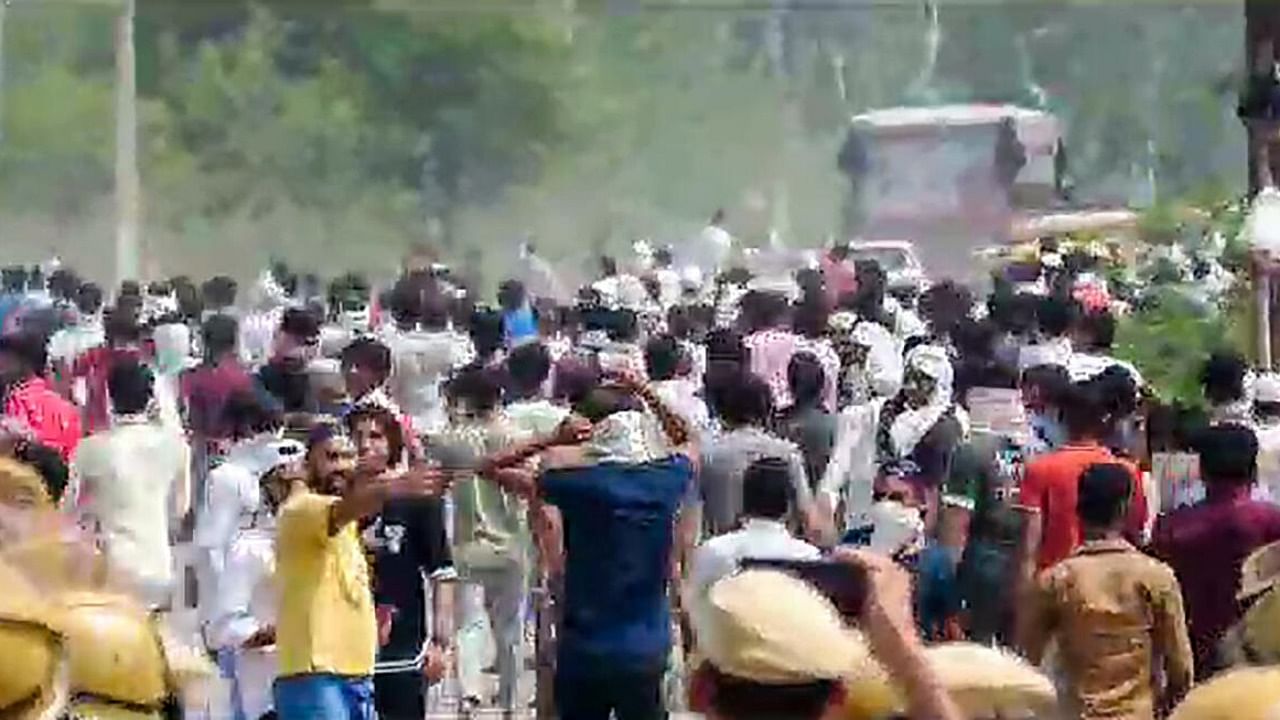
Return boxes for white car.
[847,240,929,296]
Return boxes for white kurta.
[211,527,278,720]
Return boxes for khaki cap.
[696,569,877,685]
[1169,667,1280,720]
[1239,540,1280,601]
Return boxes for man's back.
[700,427,810,537]
[386,328,475,432]
[73,419,186,590]
[778,406,836,492]
[541,455,691,672]
[1030,539,1192,720]
[1019,443,1146,569]
[1151,489,1280,676]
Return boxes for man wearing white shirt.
[211,452,301,720]
[193,406,297,646]
[689,208,733,277]
[646,335,712,443]
[689,457,820,603]
[384,281,476,436]
[71,358,188,607]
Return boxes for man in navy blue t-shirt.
[481,369,697,720]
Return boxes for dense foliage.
[0,1,1250,284]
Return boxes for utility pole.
[1245,0,1280,369]
[0,1,8,146]
[114,0,140,285]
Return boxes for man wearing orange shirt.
[1017,376,1147,572]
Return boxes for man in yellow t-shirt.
[273,428,447,720]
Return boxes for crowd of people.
[1,231,1280,720]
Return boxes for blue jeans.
[274,674,377,720]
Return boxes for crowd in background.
[2,224,1280,720]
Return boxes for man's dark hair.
[14,442,69,503]
[48,270,79,301]
[742,457,793,520]
[498,279,527,312]
[422,290,451,330]
[341,338,392,384]
[1201,351,1249,405]
[104,308,142,346]
[345,404,405,466]
[606,309,638,343]
[645,335,682,382]
[920,280,973,339]
[222,388,282,439]
[201,276,238,308]
[741,291,789,333]
[706,328,747,364]
[1077,463,1132,529]
[1078,311,1116,351]
[0,332,47,377]
[447,366,503,414]
[2,267,25,293]
[507,342,552,393]
[654,247,673,267]
[280,307,321,342]
[1062,378,1105,439]
[1021,364,1071,406]
[175,281,203,320]
[108,357,153,416]
[1036,295,1077,338]
[788,352,825,410]
[791,300,828,340]
[202,314,239,360]
[574,385,641,423]
[705,665,834,720]
[1094,364,1139,422]
[553,358,601,407]
[718,374,773,428]
[469,309,505,361]
[1195,423,1258,486]
[388,277,425,326]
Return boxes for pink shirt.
[4,376,82,461]
[744,329,839,412]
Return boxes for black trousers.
[372,671,424,720]
[554,667,666,720]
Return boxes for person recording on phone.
[272,422,449,720]
[688,456,820,603]
[688,551,962,720]
[480,367,696,720]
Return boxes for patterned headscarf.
[584,410,670,465]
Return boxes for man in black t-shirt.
[349,406,456,720]
[364,495,455,719]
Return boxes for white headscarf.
[852,321,903,401]
[888,344,955,458]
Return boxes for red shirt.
[1150,485,1280,678]
[3,375,82,462]
[1018,442,1147,570]
[182,356,252,440]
